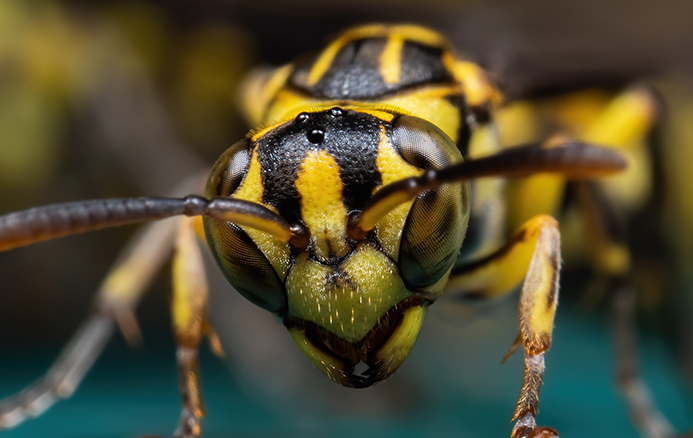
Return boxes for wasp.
[0,23,667,437]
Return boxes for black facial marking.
[256,109,384,223]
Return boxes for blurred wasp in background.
[0,1,692,437]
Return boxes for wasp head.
[204,107,470,387]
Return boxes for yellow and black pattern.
[289,24,455,100]
[204,104,470,387]
[239,24,500,155]
[205,23,642,435]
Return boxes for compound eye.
[392,115,453,169]
[204,219,287,313]
[391,115,471,290]
[205,139,251,198]
[204,137,287,314]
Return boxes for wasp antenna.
[0,196,309,252]
[0,197,197,252]
[347,141,626,240]
[204,197,310,246]
[346,178,421,240]
[436,141,628,182]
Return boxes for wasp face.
[204,107,470,387]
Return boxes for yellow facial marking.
[229,149,291,279]
[376,125,423,185]
[295,149,349,258]
[246,228,291,280]
[380,35,404,84]
[231,149,263,204]
[374,126,422,258]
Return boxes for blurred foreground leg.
[0,217,180,429]
[171,217,223,438]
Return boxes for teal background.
[1,297,691,438]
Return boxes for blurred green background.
[0,0,692,437]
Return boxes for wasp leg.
[574,181,676,438]
[0,217,180,429]
[570,86,679,438]
[171,217,223,438]
[446,214,561,438]
[613,283,676,438]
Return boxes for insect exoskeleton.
[203,105,471,387]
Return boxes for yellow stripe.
[356,108,396,122]
[232,149,263,203]
[380,35,403,84]
[307,24,448,87]
[371,126,422,257]
[214,210,292,242]
[306,37,345,86]
[388,24,446,47]
[295,149,349,258]
[452,61,503,107]
[307,24,389,86]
